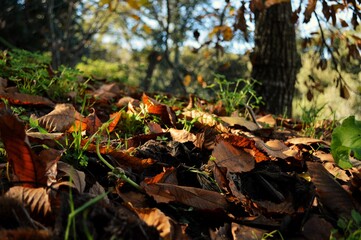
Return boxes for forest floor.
[0,77,360,240]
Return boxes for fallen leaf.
[169,128,196,143]
[135,207,189,240]
[220,116,259,131]
[6,186,52,216]
[0,92,54,106]
[143,183,228,211]
[38,104,86,132]
[307,161,355,218]
[0,111,60,187]
[231,222,267,240]
[212,140,255,173]
[109,150,155,172]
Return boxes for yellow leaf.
[127,0,140,10]
[183,74,192,87]
[222,26,233,41]
[143,24,152,34]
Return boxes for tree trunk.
[251,2,301,116]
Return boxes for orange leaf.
[142,93,177,126]
[108,111,121,133]
[143,167,178,184]
[0,111,42,187]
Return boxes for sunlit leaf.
[6,186,52,216]
[38,104,86,132]
[331,116,361,169]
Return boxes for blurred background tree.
[0,0,360,118]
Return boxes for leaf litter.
[0,84,359,240]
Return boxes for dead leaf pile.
[0,87,359,240]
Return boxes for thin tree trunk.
[251,2,301,116]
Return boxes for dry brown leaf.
[0,111,61,187]
[220,134,269,162]
[301,215,334,240]
[286,137,330,146]
[57,161,86,193]
[212,140,255,173]
[143,167,178,185]
[231,222,267,240]
[307,161,355,218]
[0,229,51,240]
[0,92,54,106]
[143,183,228,211]
[109,150,155,172]
[135,207,188,240]
[85,108,102,135]
[254,139,297,159]
[38,104,86,132]
[169,128,196,143]
[93,83,120,102]
[182,109,228,133]
[6,186,52,216]
[257,114,276,127]
[220,116,259,131]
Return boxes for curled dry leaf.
[182,109,228,133]
[142,93,177,126]
[6,186,52,216]
[220,134,269,162]
[135,207,189,240]
[254,139,298,160]
[38,104,86,132]
[143,183,228,211]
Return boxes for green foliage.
[331,116,361,169]
[76,57,130,83]
[0,49,86,102]
[330,210,361,240]
[208,75,263,115]
[300,103,327,138]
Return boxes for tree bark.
[251,2,301,116]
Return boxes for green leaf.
[331,116,361,169]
